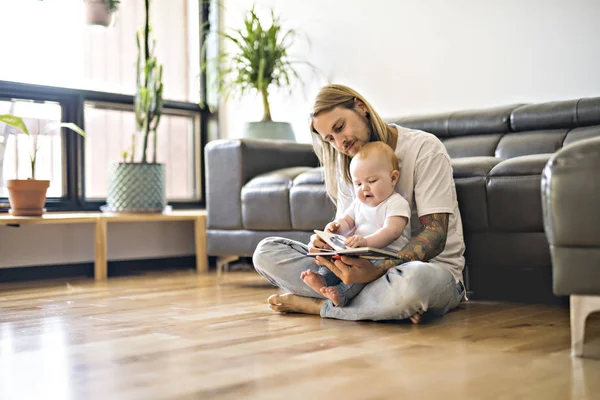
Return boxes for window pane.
[0,99,64,198]
[84,103,200,201]
[0,0,199,103]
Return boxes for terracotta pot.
[6,179,50,216]
[85,0,113,27]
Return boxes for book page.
[313,230,348,251]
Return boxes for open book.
[307,230,402,260]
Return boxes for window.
[0,0,200,103]
[0,1,212,211]
[84,102,201,201]
[0,99,64,198]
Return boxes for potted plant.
[0,115,86,216]
[202,6,314,141]
[104,0,165,213]
[85,0,120,27]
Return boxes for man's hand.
[315,256,387,284]
[345,235,367,248]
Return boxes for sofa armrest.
[204,139,319,230]
[542,136,600,295]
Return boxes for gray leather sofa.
[542,136,600,356]
[205,96,600,303]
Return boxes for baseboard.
[0,255,218,283]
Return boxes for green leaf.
[0,114,30,135]
[59,123,87,138]
[43,122,87,138]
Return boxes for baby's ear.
[391,170,399,183]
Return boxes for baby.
[302,141,411,306]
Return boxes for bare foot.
[319,286,341,306]
[268,293,324,315]
[410,309,424,324]
[300,270,326,295]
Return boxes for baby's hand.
[345,235,367,248]
[325,222,341,233]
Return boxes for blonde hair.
[351,142,399,172]
[310,84,395,203]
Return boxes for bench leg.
[194,215,208,273]
[94,218,107,281]
[217,256,239,277]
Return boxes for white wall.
[4,0,600,270]
[219,0,600,143]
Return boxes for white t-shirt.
[336,125,466,283]
[344,192,411,252]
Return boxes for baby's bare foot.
[301,270,326,294]
[410,309,424,324]
[320,286,341,306]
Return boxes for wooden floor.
[0,271,599,400]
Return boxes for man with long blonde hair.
[253,84,466,323]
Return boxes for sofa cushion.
[242,167,312,230]
[563,125,600,147]
[486,154,552,232]
[489,153,553,176]
[510,100,578,131]
[443,134,504,158]
[495,129,567,159]
[451,156,501,178]
[451,157,501,233]
[392,112,452,137]
[448,104,521,136]
[576,97,600,126]
[290,168,336,231]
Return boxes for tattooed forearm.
[374,213,450,271]
[395,213,449,265]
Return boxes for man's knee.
[390,261,431,287]
[252,237,281,274]
[252,238,270,272]
[385,262,437,314]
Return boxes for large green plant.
[128,0,164,164]
[203,6,313,121]
[0,115,86,180]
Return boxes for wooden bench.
[0,210,207,281]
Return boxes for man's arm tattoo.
[393,213,449,265]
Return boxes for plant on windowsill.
[104,0,166,214]
[201,5,316,141]
[85,0,120,27]
[0,115,86,216]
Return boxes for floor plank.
[0,271,599,400]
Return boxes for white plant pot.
[105,163,167,213]
[243,121,295,141]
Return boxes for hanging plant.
[85,0,120,27]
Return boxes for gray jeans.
[252,237,465,321]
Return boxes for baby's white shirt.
[344,192,411,251]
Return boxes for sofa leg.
[217,256,239,277]
[570,295,600,357]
